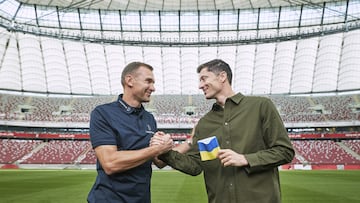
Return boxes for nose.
[198,81,204,90]
[150,83,156,92]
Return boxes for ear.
[125,75,134,87]
[219,71,227,83]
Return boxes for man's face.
[198,68,223,99]
[131,66,155,103]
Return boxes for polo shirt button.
[224,122,228,125]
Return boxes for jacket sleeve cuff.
[243,153,263,174]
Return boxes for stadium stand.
[1,129,359,169]
[1,93,360,125]
[0,139,42,163]
[342,140,360,154]
[0,93,359,170]
[0,0,359,173]
[79,148,97,164]
[291,140,360,165]
[20,140,90,164]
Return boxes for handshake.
[150,131,174,156]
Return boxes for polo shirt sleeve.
[89,107,117,148]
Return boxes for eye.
[146,79,154,84]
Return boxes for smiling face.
[130,66,155,103]
[123,65,156,107]
[198,67,224,100]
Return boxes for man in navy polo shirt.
[87,62,173,203]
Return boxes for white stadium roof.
[18,0,340,10]
[0,0,360,95]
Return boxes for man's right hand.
[150,132,173,155]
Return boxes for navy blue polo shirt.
[87,94,157,203]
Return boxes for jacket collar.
[212,93,244,111]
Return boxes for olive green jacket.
[160,93,295,203]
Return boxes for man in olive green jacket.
[157,59,295,203]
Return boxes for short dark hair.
[197,59,233,85]
[121,62,153,86]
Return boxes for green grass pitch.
[0,169,359,203]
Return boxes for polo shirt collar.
[212,93,245,111]
[117,94,144,115]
